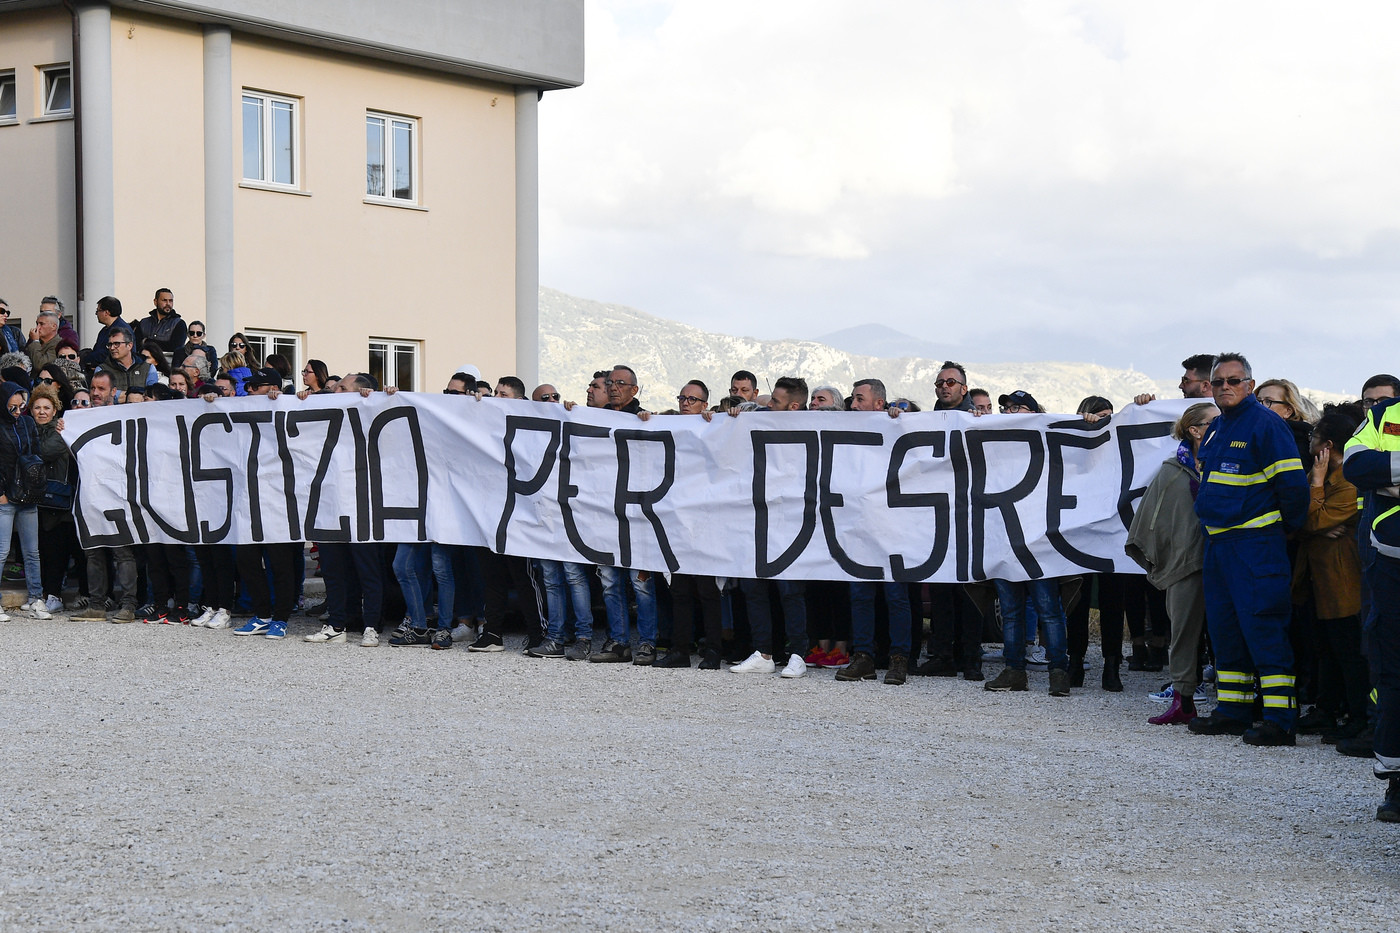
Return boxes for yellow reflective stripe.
[1217,670,1254,684]
[1262,695,1296,709]
[1217,689,1256,703]
[1206,511,1282,535]
[1372,689,1380,704]
[1358,497,1366,511]
[1375,505,1400,531]
[1261,458,1303,478]
[1206,471,1268,487]
[1259,674,1296,689]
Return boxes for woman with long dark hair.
[302,359,330,393]
[0,381,52,620]
[227,333,260,370]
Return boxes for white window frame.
[40,65,70,117]
[368,337,420,392]
[241,90,300,189]
[0,71,16,123]
[365,111,419,205]
[243,329,302,382]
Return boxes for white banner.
[62,395,1190,582]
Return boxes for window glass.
[0,74,16,119]
[44,68,71,115]
[392,120,413,200]
[271,99,295,186]
[242,95,264,180]
[366,116,386,198]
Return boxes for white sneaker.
[206,608,232,630]
[451,622,474,642]
[730,650,776,674]
[304,624,347,643]
[44,595,64,614]
[361,628,380,647]
[0,611,9,622]
[27,599,53,620]
[190,605,216,627]
[780,654,807,679]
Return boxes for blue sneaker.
[232,617,271,636]
[264,620,287,640]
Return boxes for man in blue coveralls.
[1187,352,1309,746]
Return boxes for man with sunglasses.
[1189,352,1309,746]
[95,330,156,400]
[0,299,22,355]
[932,361,973,412]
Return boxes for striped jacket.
[1194,393,1308,537]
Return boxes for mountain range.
[539,288,1345,414]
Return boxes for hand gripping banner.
[63,395,1190,583]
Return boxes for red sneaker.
[824,648,851,668]
[804,647,830,667]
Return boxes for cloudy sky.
[538,1,1400,390]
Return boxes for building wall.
[229,34,518,388]
[0,6,77,328]
[109,12,207,326]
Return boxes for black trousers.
[195,544,236,611]
[146,543,190,611]
[670,573,723,651]
[235,543,300,621]
[481,548,542,641]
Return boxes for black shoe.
[1187,712,1249,736]
[655,649,691,668]
[1069,656,1085,688]
[390,627,431,647]
[589,639,632,663]
[835,651,878,682]
[962,664,984,682]
[698,648,722,670]
[1379,778,1400,823]
[1128,649,1162,673]
[1322,718,1368,744]
[632,642,656,666]
[913,657,959,677]
[1337,725,1377,758]
[1101,660,1123,693]
[1242,721,1296,747]
[467,632,505,652]
[885,654,908,686]
[1295,708,1338,735]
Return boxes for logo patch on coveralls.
[1220,461,1241,474]
[1383,423,1400,436]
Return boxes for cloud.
[540,1,1400,390]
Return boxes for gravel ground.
[1,612,1397,932]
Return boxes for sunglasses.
[442,389,466,395]
[189,330,204,337]
[537,392,561,401]
[933,379,964,388]
[38,377,55,385]
[58,353,79,360]
[231,342,247,349]
[71,398,91,407]
[1210,377,1247,388]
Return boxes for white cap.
[456,363,482,384]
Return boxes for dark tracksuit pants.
[235,543,300,622]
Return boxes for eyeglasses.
[1001,405,1032,413]
[71,398,91,407]
[107,340,128,348]
[1210,377,1247,388]
[933,379,964,388]
[189,330,204,337]
[537,393,561,401]
[676,394,705,405]
[604,379,635,388]
[1260,397,1290,409]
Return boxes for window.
[0,71,15,121]
[368,338,419,391]
[244,329,301,378]
[41,65,70,116]
[366,112,417,202]
[242,91,298,187]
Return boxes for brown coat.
[1291,465,1362,619]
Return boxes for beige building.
[0,0,584,389]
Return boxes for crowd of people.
[0,290,1396,824]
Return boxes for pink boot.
[1149,693,1196,725]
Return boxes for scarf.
[1176,440,1201,499]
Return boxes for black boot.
[1102,658,1123,692]
[1069,655,1085,688]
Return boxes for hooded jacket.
[0,380,36,496]
[1125,452,1205,589]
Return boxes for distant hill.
[812,324,947,363]
[539,288,1347,414]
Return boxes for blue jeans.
[850,581,911,656]
[0,503,41,601]
[392,543,455,631]
[538,559,595,643]
[597,565,657,646]
[995,578,1068,672]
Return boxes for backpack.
[7,418,46,506]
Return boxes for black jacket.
[134,310,187,356]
